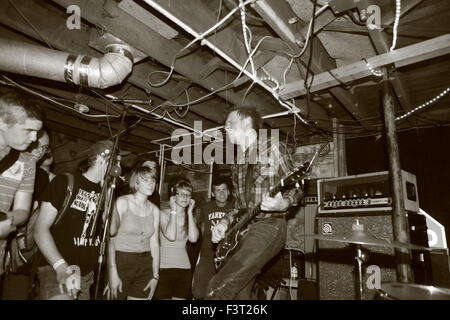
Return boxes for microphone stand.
[91,107,128,299]
[92,162,121,299]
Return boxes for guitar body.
[214,161,311,271]
[214,208,257,270]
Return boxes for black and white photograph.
[0,0,449,310]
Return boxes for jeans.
[206,218,286,300]
[38,266,94,300]
[192,256,216,299]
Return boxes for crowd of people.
[0,90,302,300]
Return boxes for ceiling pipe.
[0,39,133,89]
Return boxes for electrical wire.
[156,36,272,109]
[239,0,255,76]
[1,75,121,120]
[286,4,329,59]
[110,118,143,139]
[283,58,294,86]
[8,0,54,50]
[147,0,255,88]
[174,89,190,118]
[304,0,318,120]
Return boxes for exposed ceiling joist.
[0,0,219,131]
[50,0,287,123]
[252,0,368,121]
[279,34,450,99]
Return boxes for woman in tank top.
[105,166,160,300]
[153,178,199,300]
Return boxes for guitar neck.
[268,182,284,198]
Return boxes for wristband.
[53,258,67,270]
[170,211,177,215]
[152,276,159,281]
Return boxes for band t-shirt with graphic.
[198,201,234,258]
[40,173,102,275]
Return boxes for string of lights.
[390,0,402,52]
[395,86,450,121]
[362,58,384,77]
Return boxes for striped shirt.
[0,149,36,274]
[221,137,303,227]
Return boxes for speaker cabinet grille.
[317,214,397,300]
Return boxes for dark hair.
[212,176,231,191]
[0,90,43,125]
[225,106,263,132]
[77,158,90,174]
[129,166,156,193]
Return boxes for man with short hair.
[206,106,303,300]
[34,139,113,300]
[191,177,234,299]
[2,129,54,299]
[0,90,43,278]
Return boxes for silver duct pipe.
[0,39,133,89]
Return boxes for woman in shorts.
[153,178,199,300]
[105,166,160,300]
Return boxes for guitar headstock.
[278,161,311,192]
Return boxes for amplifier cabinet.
[316,214,397,300]
[317,170,419,214]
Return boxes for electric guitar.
[214,161,312,270]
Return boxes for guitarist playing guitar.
[205,106,306,300]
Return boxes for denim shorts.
[38,266,94,300]
[114,251,154,299]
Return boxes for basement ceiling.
[0,0,449,156]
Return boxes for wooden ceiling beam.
[0,0,219,130]
[367,24,413,117]
[252,0,368,121]
[50,0,285,120]
[279,34,450,99]
[145,0,288,117]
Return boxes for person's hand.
[260,192,290,212]
[106,267,123,300]
[169,196,177,211]
[211,221,227,243]
[144,277,158,299]
[0,218,16,240]
[188,199,195,213]
[55,264,80,299]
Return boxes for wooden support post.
[381,71,413,283]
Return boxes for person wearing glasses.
[153,178,199,300]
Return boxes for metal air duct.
[0,39,133,89]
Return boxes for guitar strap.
[244,163,255,209]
